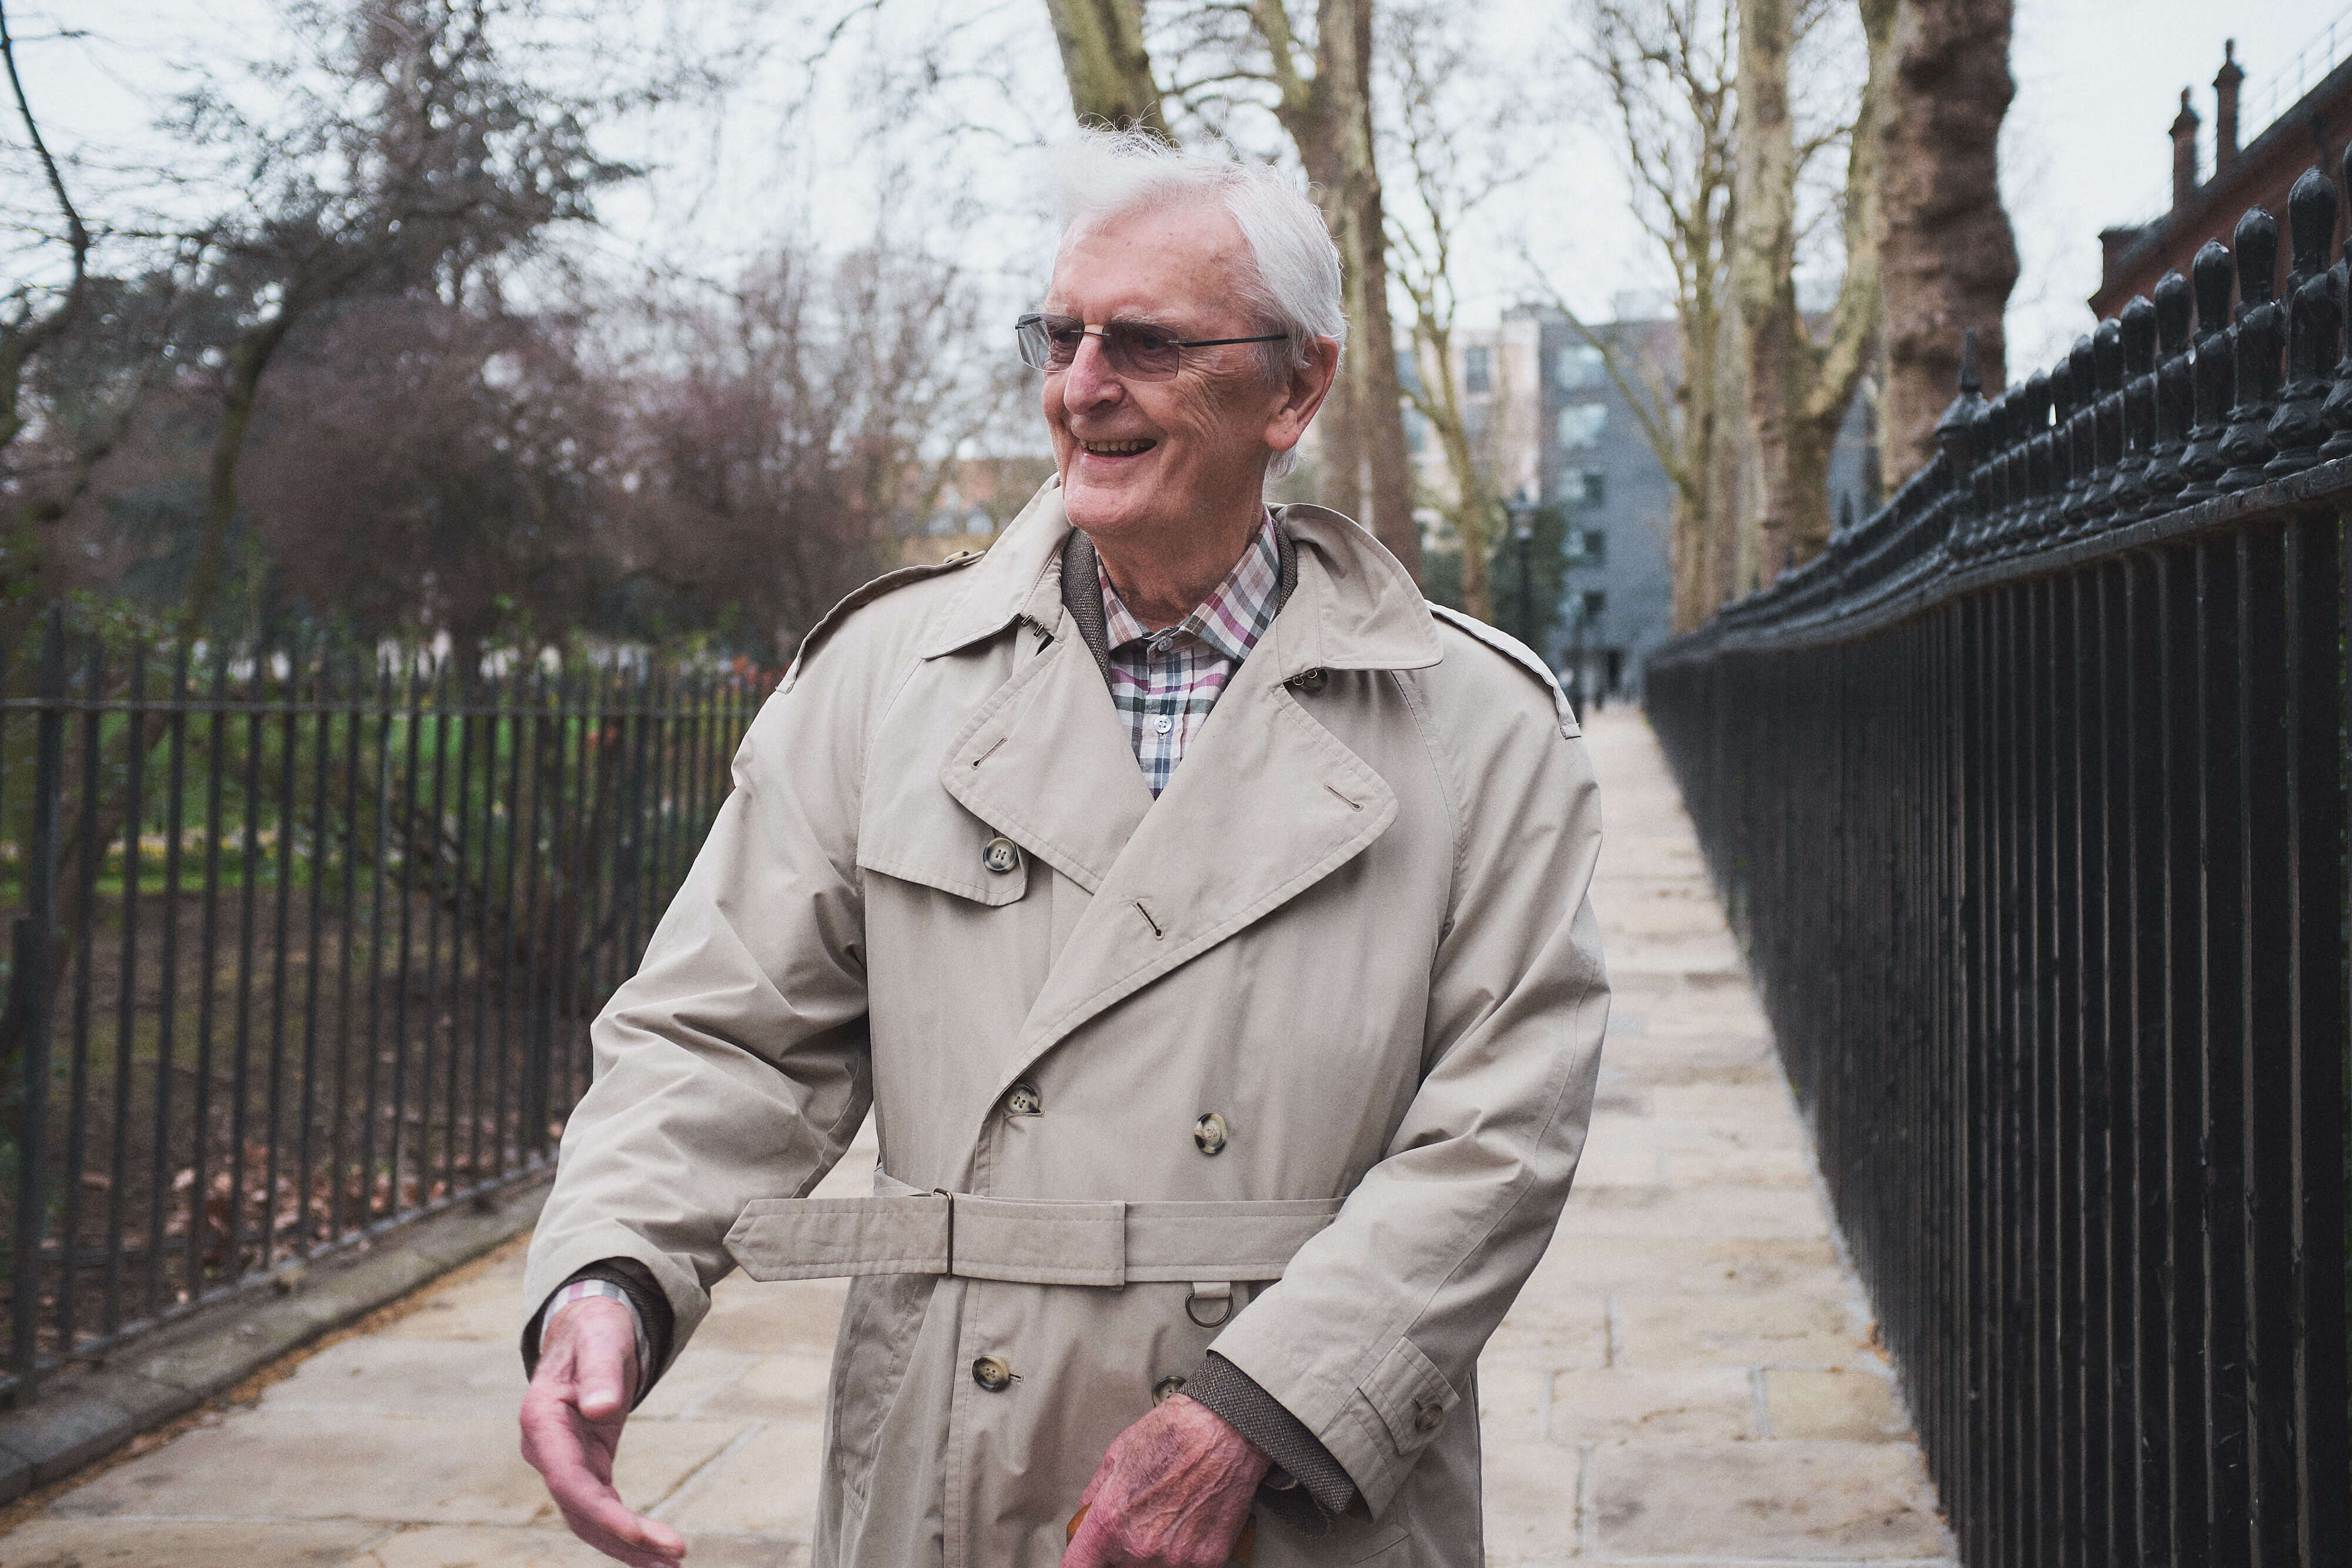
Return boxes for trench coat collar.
[921,480,1442,1104]
[916,479,1444,679]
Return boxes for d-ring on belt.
[723,1172,1343,1328]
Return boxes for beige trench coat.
[524,481,1609,1567]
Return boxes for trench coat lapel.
[940,629,1154,895]
[983,505,1442,1098]
[1003,654,1397,1068]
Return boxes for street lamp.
[1568,571,1588,717]
[1509,504,1535,652]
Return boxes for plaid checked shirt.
[1098,510,1284,797]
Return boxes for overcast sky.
[24,0,2352,389]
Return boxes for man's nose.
[1063,332,1125,408]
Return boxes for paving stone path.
[0,708,1954,1567]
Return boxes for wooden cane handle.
[1064,1504,1255,1563]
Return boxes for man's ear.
[1264,336,1341,457]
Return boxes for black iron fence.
[0,610,767,1402]
[1646,164,2348,1566]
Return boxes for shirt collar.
[1098,509,1284,665]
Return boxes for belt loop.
[933,1188,956,1275]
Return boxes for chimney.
[2215,40,2244,172]
[2171,88,2201,210]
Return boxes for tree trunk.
[1278,0,1418,580]
[1875,0,2018,480]
[1732,0,1896,590]
[1042,0,1167,134]
[183,314,296,643]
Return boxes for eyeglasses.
[1014,312,1289,380]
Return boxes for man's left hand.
[1063,1394,1269,1566]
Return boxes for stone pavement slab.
[0,710,1950,1564]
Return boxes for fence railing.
[1645,163,2348,1566]
[0,611,767,1403]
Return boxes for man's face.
[1041,199,1295,551]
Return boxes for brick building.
[2092,30,2352,317]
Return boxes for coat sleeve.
[519,664,875,1379]
[1203,678,1608,1517]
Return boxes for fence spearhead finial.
[2191,240,2236,335]
[2093,318,2123,393]
[2287,168,2336,277]
[2120,296,2157,376]
[1935,327,1990,466]
[2231,206,2278,307]
[2153,270,2193,354]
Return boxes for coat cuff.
[519,1258,677,1409]
[1187,1352,1354,1527]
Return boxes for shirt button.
[981,835,1021,874]
[1152,636,1173,654]
[1193,1112,1228,1156]
[1153,1375,1188,1405]
[973,1356,1015,1392]
[1004,1082,1043,1117]
[1154,714,1174,735]
[1415,1403,1445,1433]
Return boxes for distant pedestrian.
[517,125,1609,1568]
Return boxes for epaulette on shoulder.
[780,549,987,692]
[1425,601,1581,739]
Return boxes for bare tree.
[1875,0,2016,477]
[166,0,633,643]
[1730,0,1895,588]
[1381,1,1531,624]
[612,228,1023,657]
[1532,0,1739,631]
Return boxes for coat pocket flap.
[725,1194,950,1281]
[1358,1336,1461,1456]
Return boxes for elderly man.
[519,128,1608,1568]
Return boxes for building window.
[1464,346,1492,394]
[1557,403,1606,448]
[1555,345,1606,389]
[1578,589,1608,621]
[1562,468,1605,506]
[1568,527,1606,566]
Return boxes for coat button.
[1289,668,1327,694]
[972,1356,1015,1392]
[1192,1112,1228,1156]
[1004,1082,1043,1117]
[1414,1403,1445,1433]
[981,836,1021,875]
[1153,1375,1188,1405]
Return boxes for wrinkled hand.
[519,1296,686,1568]
[1063,1393,1269,1567]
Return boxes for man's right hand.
[519,1296,687,1567]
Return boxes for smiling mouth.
[1080,438,1157,456]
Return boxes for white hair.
[1050,127,1345,479]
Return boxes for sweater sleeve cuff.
[519,1258,678,1409]
[1187,1351,1356,1527]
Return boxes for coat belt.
[723,1173,1344,1288]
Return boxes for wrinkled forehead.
[1045,192,1253,322]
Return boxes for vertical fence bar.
[56,636,104,1354]
[296,644,332,1257]
[262,635,299,1270]
[102,644,148,1336]
[12,611,68,1393]
[142,645,188,1323]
